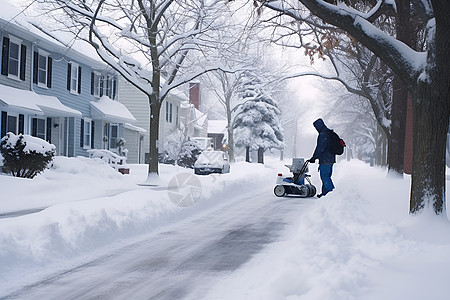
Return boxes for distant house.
[207,120,227,151]
[179,82,208,139]
[118,78,211,163]
[0,1,135,158]
[179,101,208,139]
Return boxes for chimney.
[189,82,200,110]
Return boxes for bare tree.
[256,3,397,168]
[36,0,231,180]
[258,0,450,215]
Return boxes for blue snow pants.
[319,164,335,195]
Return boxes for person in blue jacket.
[308,118,335,198]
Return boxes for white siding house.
[118,77,188,164]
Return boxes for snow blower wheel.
[274,185,286,197]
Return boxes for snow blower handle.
[298,160,309,177]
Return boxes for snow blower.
[274,158,317,197]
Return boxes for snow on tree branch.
[259,0,427,81]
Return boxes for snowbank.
[0,156,276,292]
[1,158,450,300]
[202,160,450,300]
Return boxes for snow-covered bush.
[0,133,55,178]
[160,130,202,168]
[177,139,202,168]
[116,137,128,157]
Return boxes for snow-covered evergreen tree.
[233,71,284,163]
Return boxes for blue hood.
[313,118,326,132]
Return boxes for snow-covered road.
[3,188,313,300]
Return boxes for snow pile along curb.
[0,157,277,290]
[201,161,450,300]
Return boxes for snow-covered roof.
[90,96,136,123]
[180,101,192,109]
[1,1,33,29]
[208,120,227,134]
[2,0,107,69]
[179,100,207,128]
[124,123,147,133]
[194,109,208,128]
[0,84,82,117]
[169,88,189,102]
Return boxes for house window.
[33,50,52,88]
[105,75,113,98]
[8,41,20,78]
[166,102,173,123]
[91,73,116,99]
[91,72,101,97]
[83,118,92,149]
[38,54,47,85]
[1,36,26,80]
[71,63,78,92]
[7,115,18,134]
[32,118,46,140]
[109,124,118,149]
[1,112,25,137]
[67,62,81,94]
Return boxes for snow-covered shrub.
[160,130,202,168]
[0,133,55,178]
[177,139,202,168]
[116,137,128,157]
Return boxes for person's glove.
[308,158,315,163]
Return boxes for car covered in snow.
[194,150,230,175]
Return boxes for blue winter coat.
[311,118,336,164]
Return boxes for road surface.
[2,189,313,300]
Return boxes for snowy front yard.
[1,157,450,299]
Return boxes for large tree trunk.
[245,146,250,162]
[227,109,234,161]
[375,123,385,166]
[387,0,411,175]
[410,6,450,213]
[258,147,264,164]
[228,127,234,162]
[387,76,407,174]
[148,97,161,175]
[410,85,449,214]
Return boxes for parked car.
[194,150,230,175]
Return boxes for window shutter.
[80,119,84,148]
[91,72,94,95]
[46,118,52,142]
[91,120,95,148]
[166,102,169,122]
[100,76,104,97]
[106,76,110,97]
[20,44,26,81]
[77,66,82,94]
[47,57,52,88]
[67,63,71,91]
[112,78,117,100]
[18,114,24,134]
[1,37,10,76]
[33,51,38,84]
[32,118,38,137]
[1,111,7,137]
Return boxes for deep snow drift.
[1,156,450,299]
